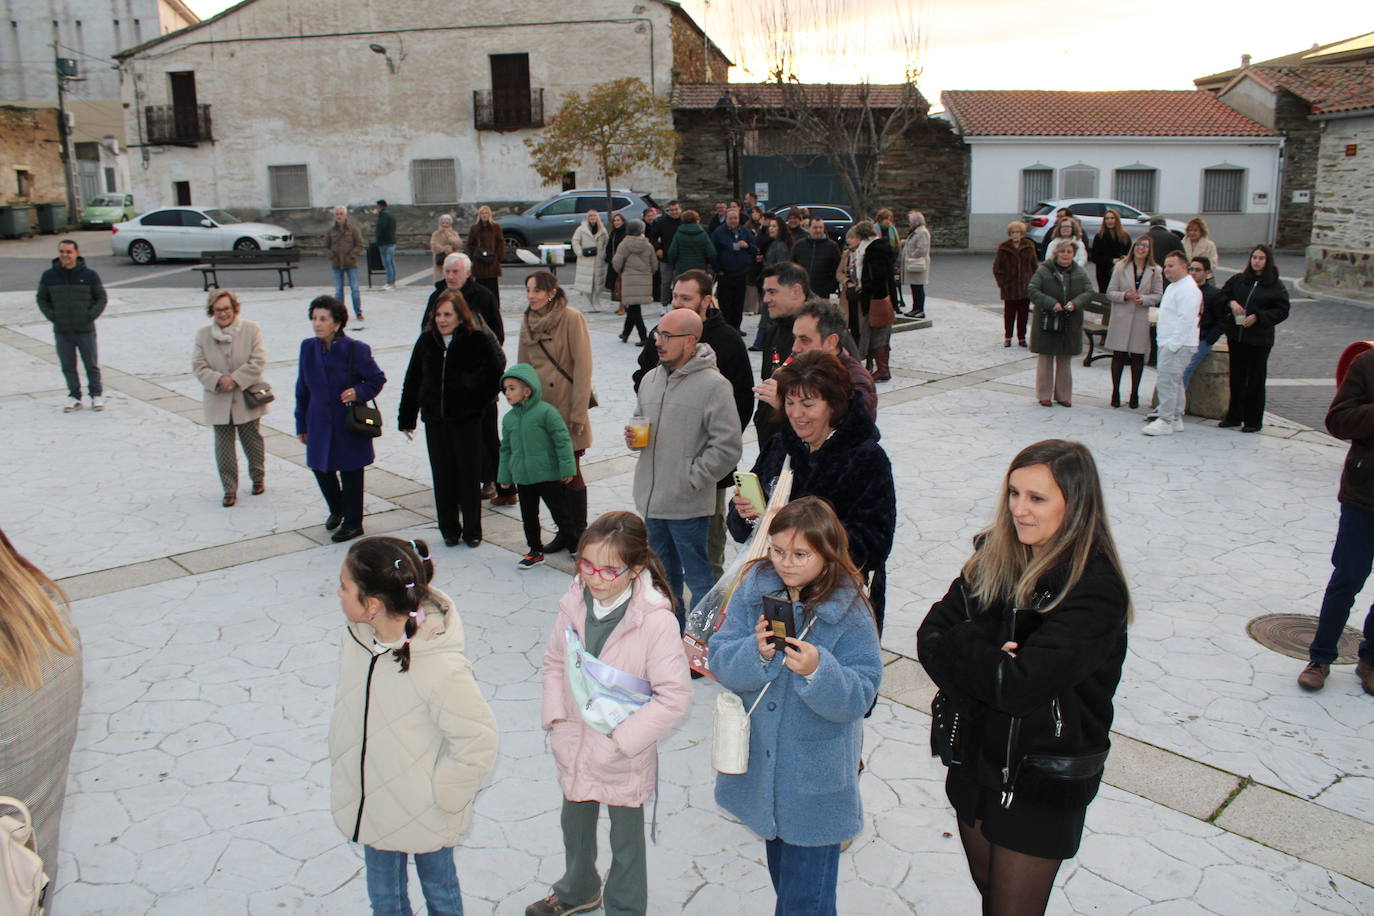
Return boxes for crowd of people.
[17,194,1370,916]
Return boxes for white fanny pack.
[565,624,652,735]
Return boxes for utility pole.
[54,40,79,224]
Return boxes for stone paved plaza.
[3,273,1373,914]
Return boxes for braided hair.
[344,536,436,672]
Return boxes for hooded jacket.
[632,343,743,519]
[541,570,692,807]
[329,590,498,853]
[37,256,107,333]
[397,322,505,429]
[497,363,576,487]
[666,222,715,275]
[1328,350,1374,515]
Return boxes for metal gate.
[741,154,867,208]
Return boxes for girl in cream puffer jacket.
[329,536,498,915]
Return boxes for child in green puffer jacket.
[498,363,577,569]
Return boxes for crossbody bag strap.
[537,339,574,386]
[344,337,378,410]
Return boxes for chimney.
[1241,54,1251,68]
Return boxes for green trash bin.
[0,206,32,239]
[35,203,68,234]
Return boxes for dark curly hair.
[309,295,348,331]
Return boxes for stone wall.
[1305,113,1374,293]
[1275,90,1318,248]
[669,8,731,83]
[0,106,67,227]
[672,110,969,246]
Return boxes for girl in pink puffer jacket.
[528,511,693,916]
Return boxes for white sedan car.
[111,207,294,264]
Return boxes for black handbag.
[242,382,274,408]
[1039,308,1065,333]
[347,400,383,438]
[474,247,495,264]
[581,245,598,257]
[435,252,447,266]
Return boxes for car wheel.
[233,238,260,252]
[502,234,526,263]
[129,240,156,265]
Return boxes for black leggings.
[620,304,647,343]
[1110,352,1145,401]
[313,468,364,529]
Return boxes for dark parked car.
[771,204,854,244]
[499,188,659,261]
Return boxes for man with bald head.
[626,307,743,622]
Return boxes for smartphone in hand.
[734,471,767,516]
[761,594,795,651]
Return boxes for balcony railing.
[474,88,544,131]
[144,104,213,145]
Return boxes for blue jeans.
[1182,338,1215,388]
[333,267,362,316]
[378,244,397,284]
[363,845,463,916]
[765,838,840,916]
[1309,503,1374,665]
[54,330,101,398]
[645,515,714,623]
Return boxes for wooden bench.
[193,249,300,291]
[1082,296,1110,366]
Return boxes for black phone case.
[762,594,795,649]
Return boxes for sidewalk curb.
[1293,279,1374,310]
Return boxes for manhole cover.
[1247,614,1363,663]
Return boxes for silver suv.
[1024,199,1186,256]
[500,189,659,260]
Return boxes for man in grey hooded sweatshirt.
[625,308,743,622]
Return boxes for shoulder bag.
[537,339,599,409]
[473,247,495,264]
[242,381,275,409]
[905,255,928,273]
[712,617,815,774]
[343,341,383,438]
[868,296,896,328]
[564,624,652,735]
[0,796,48,916]
[581,245,599,258]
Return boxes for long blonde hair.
[0,529,76,689]
[962,440,1131,620]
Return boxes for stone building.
[113,0,729,247]
[1305,91,1374,293]
[671,83,969,247]
[0,106,67,227]
[941,90,1282,250]
[0,0,198,213]
[1195,32,1374,248]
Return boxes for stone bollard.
[1186,341,1230,419]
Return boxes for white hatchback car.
[111,207,294,264]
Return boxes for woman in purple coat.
[295,295,386,543]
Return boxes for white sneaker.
[63,398,83,413]
[1172,417,1184,432]
[91,396,106,411]
[1142,418,1173,436]
[383,284,395,291]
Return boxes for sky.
[183,0,1366,106]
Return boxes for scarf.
[209,316,242,342]
[853,238,874,291]
[522,294,569,347]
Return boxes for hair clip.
[410,539,430,562]
[409,607,426,626]
[403,581,416,591]
[393,559,402,569]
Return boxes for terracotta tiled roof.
[939,90,1278,137]
[672,82,921,110]
[1246,66,1374,114]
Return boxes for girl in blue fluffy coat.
[710,496,883,916]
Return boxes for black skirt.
[945,768,1087,860]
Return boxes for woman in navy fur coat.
[728,350,896,630]
[712,497,882,916]
[295,295,386,543]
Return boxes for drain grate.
[1247,614,1362,664]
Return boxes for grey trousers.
[553,797,646,916]
[214,420,266,494]
[1155,345,1194,422]
[54,330,101,398]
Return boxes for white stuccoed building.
[941,91,1284,250]
[112,0,729,238]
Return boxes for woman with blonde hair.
[430,214,462,283]
[1183,218,1219,269]
[0,529,82,894]
[193,288,269,507]
[918,440,1130,916]
[1043,218,1087,267]
[1105,236,1164,409]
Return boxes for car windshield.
[1030,203,1055,215]
[88,196,122,207]
[202,209,240,224]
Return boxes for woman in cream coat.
[571,211,610,312]
[900,210,932,318]
[192,289,268,506]
[1104,237,1165,409]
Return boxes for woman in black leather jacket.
[1217,244,1291,432]
[917,439,1130,916]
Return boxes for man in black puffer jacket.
[1299,347,1374,695]
[790,216,842,298]
[37,238,108,412]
